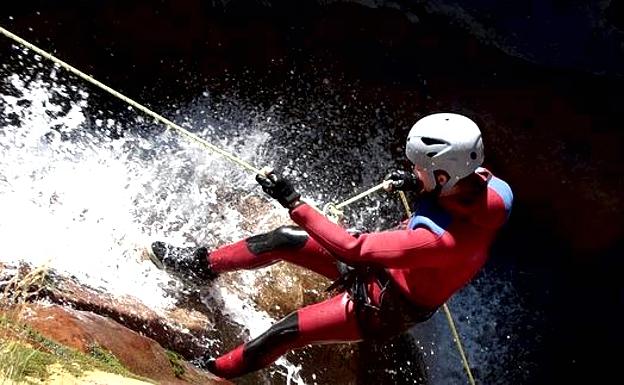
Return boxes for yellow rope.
[0,25,262,175]
[398,191,412,216]
[334,182,386,209]
[443,304,477,385]
[1,24,476,384]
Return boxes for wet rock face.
[36,271,215,359]
[0,263,227,384]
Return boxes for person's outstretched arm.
[290,203,456,268]
[255,170,454,269]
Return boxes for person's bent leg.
[209,226,340,279]
[207,293,361,379]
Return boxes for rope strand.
[398,191,412,216]
[0,25,262,175]
[334,182,386,209]
[444,304,477,385]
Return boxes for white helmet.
[405,113,484,192]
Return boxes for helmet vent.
[470,151,477,160]
[421,137,446,145]
[426,152,438,158]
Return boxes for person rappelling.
[148,112,513,380]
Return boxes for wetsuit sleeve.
[289,203,456,268]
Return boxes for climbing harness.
[0,25,476,385]
[328,261,436,340]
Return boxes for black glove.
[383,170,423,192]
[256,171,302,209]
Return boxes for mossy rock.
[0,316,152,384]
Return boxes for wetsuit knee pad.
[243,312,299,369]
[246,226,308,255]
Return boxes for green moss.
[88,344,138,377]
[165,350,186,378]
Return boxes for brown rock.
[18,303,230,385]
[38,273,215,359]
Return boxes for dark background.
[1,1,622,384]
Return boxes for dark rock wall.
[1,1,622,384]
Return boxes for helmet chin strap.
[419,184,443,201]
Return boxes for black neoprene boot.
[197,355,217,374]
[149,241,218,282]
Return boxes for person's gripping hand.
[382,170,423,192]
[256,169,302,209]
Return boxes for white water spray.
[0,58,305,383]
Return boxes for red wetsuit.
[208,168,513,378]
